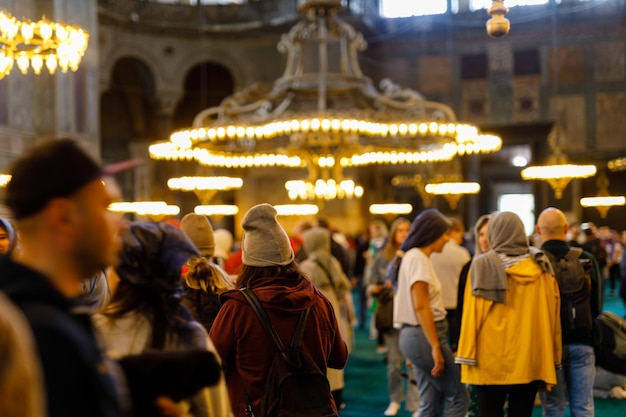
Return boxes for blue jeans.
[385,328,420,411]
[399,321,468,417]
[540,344,595,417]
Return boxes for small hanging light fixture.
[580,172,625,218]
[521,126,596,199]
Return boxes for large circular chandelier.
[149,0,502,198]
[0,10,89,78]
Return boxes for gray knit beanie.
[241,203,294,267]
[180,213,215,257]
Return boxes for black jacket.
[0,257,129,417]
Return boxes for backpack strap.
[291,307,310,349]
[240,287,310,354]
[565,246,583,260]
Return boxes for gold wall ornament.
[607,156,626,172]
[392,174,434,208]
[521,126,596,199]
[0,10,89,78]
[579,172,625,218]
[149,0,502,200]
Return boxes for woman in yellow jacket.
[456,211,562,417]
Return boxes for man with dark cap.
[0,138,192,417]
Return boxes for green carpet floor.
[340,288,626,417]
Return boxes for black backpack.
[595,311,626,375]
[240,288,338,417]
[545,247,593,342]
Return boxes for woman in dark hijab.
[392,209,469,417]
[94,221,232,417]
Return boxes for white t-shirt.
[393,247,447,328]
[430,240,471,309]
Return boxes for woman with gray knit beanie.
[208,203,349,417]
[391,208,469,417]
[456,211,561,417]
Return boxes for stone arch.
[100,57,158,200]
[100,42,169,96]
[172,61,235,130]
[172,45,252,92]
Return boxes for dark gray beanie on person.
[6,138,102,220]
[180,213,215,257]
[241,203,294,267]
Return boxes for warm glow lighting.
[274,204,320,216]
[425,182,481,195]
[425,181,480,210]
[285,179,364,201]
[521,165,597,180]
[608,157,626,172]
[109,201,180,216]
[521,164,596,199]
[369,204,413,215]
[520,127,597,199]
[0,173,10,187]
[580,196,625,207]
[512,155,528,167]
[167,176,243,191]
[578,172,624,218]
[0,10,89,79]
[580,196,625,219]
[194,205,239,216]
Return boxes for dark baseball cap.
[6,138,103,219]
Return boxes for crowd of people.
[1,138,626,417]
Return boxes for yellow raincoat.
[456,257,562,389]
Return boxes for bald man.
[535,207,602,417]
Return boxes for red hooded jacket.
[209,276,348,417]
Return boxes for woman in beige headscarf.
[299,226,354,410]
[456,211,561,417]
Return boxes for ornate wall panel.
[460,80,490,124]
[594,41,626,82]
[548,95,587,152]
[596,93,626,151]
[548,46,585,84]
[417,55,453,94]
[513,76,541,123]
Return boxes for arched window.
[380,0,447,17]
[470,0,548,11]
